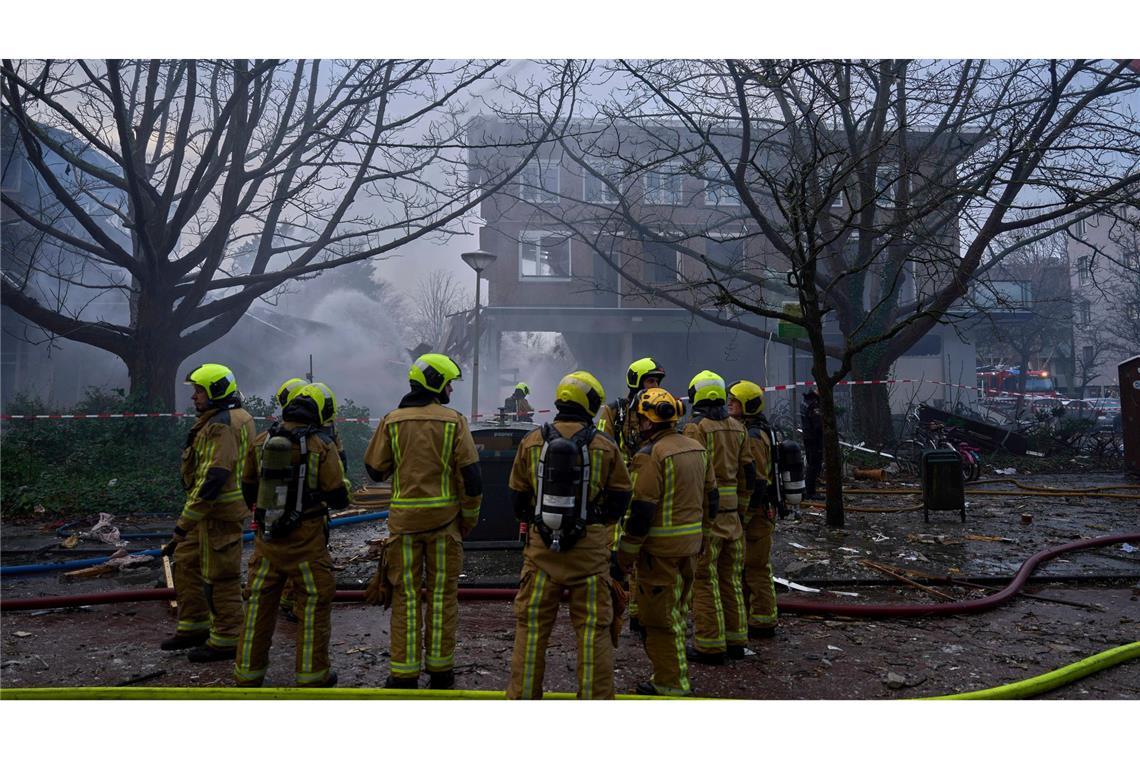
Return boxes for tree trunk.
[805,327,845,527]
[850,350,895,448]
[125,341,181,411]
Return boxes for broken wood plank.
[859,559,958,602]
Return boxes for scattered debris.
[838,547,862,554]
[13,631,33,638]
[115,670,166,687]
[883,671,908,689]
[60,535,80,549]
[1122,544,1137,554]
[85,512,125,547]
[860,559,957,602]
[964,534,1017,544]
[62,564,114,581]
[788,542,809,550]
[1021,513,1033,525]
[871,533,891,543]
[995,467,1018,475]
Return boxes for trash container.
[921,448,965,523]
[465,423,537,549]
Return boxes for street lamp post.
[461,249,498,423]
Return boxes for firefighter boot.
[686,644,727,666]
[385,674,420,689]
[429,669,456,690]
[727,644,746,660]
[160,631,208,651]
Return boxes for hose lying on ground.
[0,686,677,700]
[923,640,1140,700]
[4,533,1136,617]
[0,511,389,578]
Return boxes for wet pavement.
[2,470,1138,698]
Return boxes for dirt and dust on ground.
[1,469,1138,699]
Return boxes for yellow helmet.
[688,370,726,405]
[185,363,237,401]
[409,353,462,394]
[728,380,765,416]
[285,383,334,426]
[626,357,666,391]
[554,371,605,418]
[309,382,337,425]
[276,378,306,408]
[515,382,530,395]
[637,387,683,424]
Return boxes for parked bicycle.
[892,406,982,481]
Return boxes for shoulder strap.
[540,422,561,442]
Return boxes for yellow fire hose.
[923,640,1140,700]
[0,686,680,700]
[4,642,1136,701]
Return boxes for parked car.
[1063,398,1122,432]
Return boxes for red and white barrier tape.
[0,378,1060,423]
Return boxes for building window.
[519,232,571,279]
[707,237,745,272]
[1082,345,1095,366]
[583,159,619,205]
[875,164,898,206]
[704,166,740,207]
[1077,300,1091,325]
[644,241,679,282]
[1073,217,1087,239]
[519,159,560,205]
[1076,255,1091,285]
[644,162,683,206]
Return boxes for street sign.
[778,301,808,340]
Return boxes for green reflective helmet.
[409,353,462,394]
[626,357,666,390]
[555,371,605,418]
[688,370,726,404]
[728,380,765,415]
[276,378,306,408]
[309,382,337,425]
[515,382,530,396]
[185,363,238,401]
[285,384,333,426]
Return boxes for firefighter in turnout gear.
[364,353,483,690]
[506,371,632,699]
[727,380,779,638]
[234,384,348,687]
[597,357,666,630]
[504,382,534,422]
[683,370,756,664]
[614,388,717,696]
[160,363,256,663]
[597,357,666,460]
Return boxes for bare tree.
[1,59,574,407]
[491,58,1140,526]
[409,268,469,351]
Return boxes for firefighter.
[597,357,666,631]
[683,370,755,664]
[245,377,309,622]
[234,383,348,687]
[727,381,779,638]
[596,357,666,459]
[506,371,632,699]
[614,387,717,696]
[363,353,482,689]
[160,363,256,663]
[504,382,534,422]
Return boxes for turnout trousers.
[507,568,615,700]
[635,552,695,696]
[234,518,335,686]
[743,514,778,630]
[385,521,464,678]
[172,514,245,649]
[692,525,747,653]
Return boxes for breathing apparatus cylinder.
[257,435,295,535]
[777,439,805,513]
[535,431,591,552]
